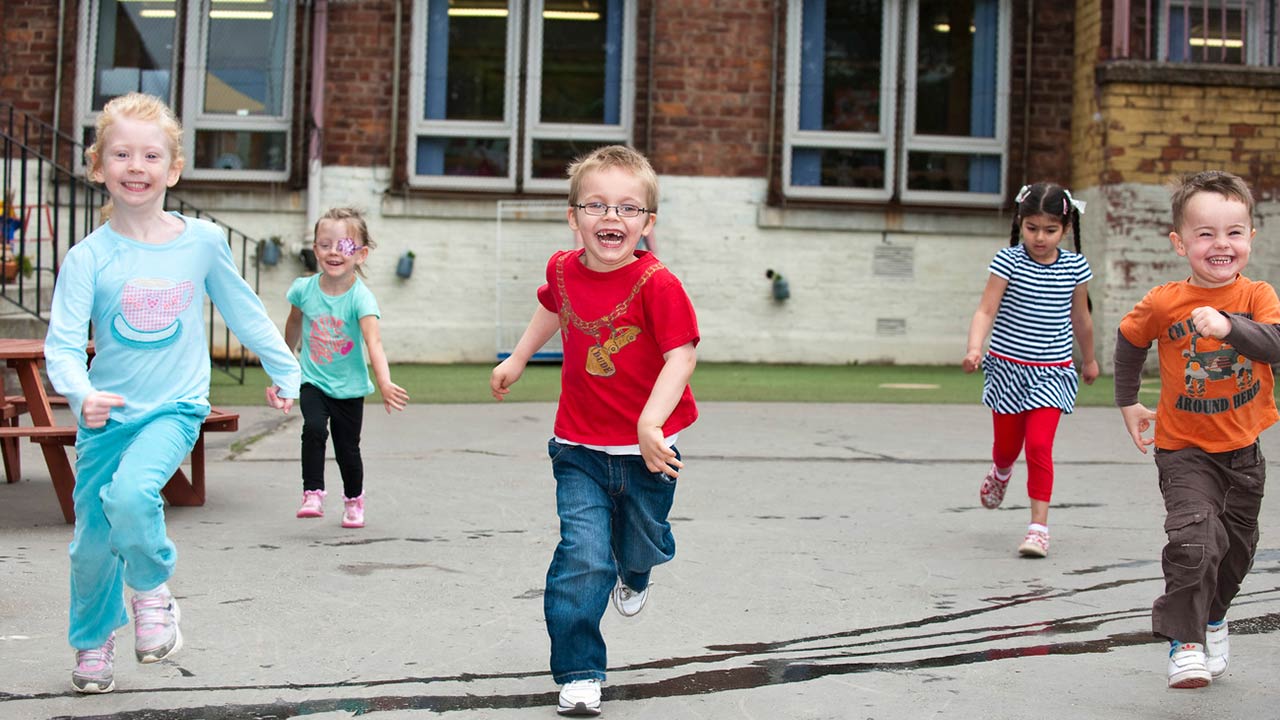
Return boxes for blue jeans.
[544,440,678,683]
[68,405,204,650]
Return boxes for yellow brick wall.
[1098,84,1280,185]
[1072,0,1105,192]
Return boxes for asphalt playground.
[2,401,1279,719]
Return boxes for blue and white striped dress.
[981,244,1092,414]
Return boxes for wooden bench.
[0,407,240,523]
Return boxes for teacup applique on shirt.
[111,278,195,348]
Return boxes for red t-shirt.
[537,249,699,445]
[1119,275,1280,452]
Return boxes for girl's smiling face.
[1170,191,1255,288]
[313,218,367,282]
[92,115,183,213]
[568,166,656,272]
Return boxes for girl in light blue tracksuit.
[45,92,300,694]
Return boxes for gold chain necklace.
[556,253,663,376]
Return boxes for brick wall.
[1097,82,1280,193]
[1009,2,1075,190]
[321,2,402,169]
[647,1,775,177]
[0,0,65,120]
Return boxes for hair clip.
[1014,185,1032,204]
[1062,189,1087,215]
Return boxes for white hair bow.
[1015,184,1087,215]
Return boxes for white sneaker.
[611,577,648,617]
[1206,621,1229,678]
[557,678,602,716]
[1167,642,1211,689]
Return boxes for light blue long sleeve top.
[45,213,301,425]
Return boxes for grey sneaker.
[72,632,116,694]
[611,577,648,617]
[131,584,182,663]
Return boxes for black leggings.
[300,383,365,498]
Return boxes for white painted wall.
[164,170,1280,368]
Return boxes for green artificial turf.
[209,362,1140,406]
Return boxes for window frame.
[1155,0,1269,65]
[781,0,1011,207]
[407,0,637,193]
[407,0,524,192]
[180,1,296,182]
[522,0,637,194]
[898,0,1010,207]
[782,0,901,203]
[74,0,296,182]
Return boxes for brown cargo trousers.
[1151,441,1265,645]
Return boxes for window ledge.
[758,204,1008,236]
[1097,60,1280,89]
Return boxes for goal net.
[495,200,575,360]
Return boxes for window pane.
[92,0,177,110]
[531,139,610,179]
[415,136,510,177]
[425,0,508,121]
[906,151,1000,192]
[194,130,287,171]
[799,0,883,133]
[915,0,998,138]
[201,0,289,116]
[540,0,621,124]
[791,147,886,188]
[1166,3,1247,64]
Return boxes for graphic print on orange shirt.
[1173,325,1257,414]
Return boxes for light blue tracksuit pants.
[67,405,203,650]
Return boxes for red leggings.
[991,408,1063,503]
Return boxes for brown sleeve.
[1222,311,1280,364]
[1113,328,1149,407]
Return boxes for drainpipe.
[388,0,401,179]
[1020,0,1033,189]
[52,0,67,166]
[306,0,328,239]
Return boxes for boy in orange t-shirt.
[1115,170,1280,690]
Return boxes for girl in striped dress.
[962,183,1099,558]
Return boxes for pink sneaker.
[1018,528,1050,558]
[979,464,1010,509]
[342,494,365,528]
[131,584,182,663]
[296,489,326,518]
[72,632,116,693]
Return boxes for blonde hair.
[314,207,375,278]
[1169,170,1255,231]
[566,145,658,211]
[86,93,184,223]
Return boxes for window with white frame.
[1157,1,1273,65]
[408,0,636,193]
[77,0,294,181]
[784,0,1010,206]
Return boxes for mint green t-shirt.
[287,275,380,399]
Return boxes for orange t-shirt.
[1119,275,1280,452]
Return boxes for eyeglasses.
[572,202,652,218]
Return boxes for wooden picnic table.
[0,338,239,523]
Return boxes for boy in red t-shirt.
[491,145,698,717]
[1115,170,1280,690]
